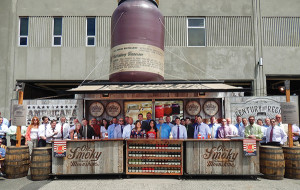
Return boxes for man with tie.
[266,118,287,146]
[57,116,70,140]
[138,113,148,131]
[193,116,211,139]
[46,120,61,146]
[238,118,248,138]
[122,117,134,139]
[165,116,174,129]
[171,117,187,139]
[217,119,233,139]
[208,116,220,138]
[185,117,194,139]
[38,116,50,147]
[79,118,95,139]
[107,117,122,139]
[235,115,243,130]
[91,118,100,138]
[275,114,288,134]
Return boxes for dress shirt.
[208,123,220,138]
[292,124,300,141]
[2,118,9,127]
[122,124,133,139]
[171,124,187,139]
[107,124,122,139]
[217,125,232,138]
[266,125,287,144]
[7,125,27,140]
[0,124,8,137]
[260,125,269,143]
[165,122,174,129]
[238,125,246,137]
[46,126,62,143]
[56,123,70,139]
[38,123,50,138]
[194,122,211,139]
[235,122,244,130]
[156,123,171,139]
[229,124,238,135]
[244,124,263,139]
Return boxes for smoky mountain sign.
[52,140,123,175]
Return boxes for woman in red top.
[146,120,157,139]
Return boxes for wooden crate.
[126,139,183,175]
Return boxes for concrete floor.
[1,176,300,190]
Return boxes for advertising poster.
[124,101,152,121]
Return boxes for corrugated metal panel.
[262,17,300,47]
[164,16,187,47]
[62,16,85,47]
[28,17,52,47]
[97,16,111,47]
[206,16,253,47]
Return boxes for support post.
[16,90,23,147]
[285,80,293,148]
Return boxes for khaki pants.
[27,139,38,155]
[293,141,299,146]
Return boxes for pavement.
[1,176,300,190]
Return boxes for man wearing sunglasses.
[266,118,287,146]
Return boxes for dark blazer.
[141,120,150,131]
[186,124,194,139]
[79,125,95,139]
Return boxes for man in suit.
[138,113,149,131]
[185,117,194,139]
[80,118,95,139]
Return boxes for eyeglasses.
[33,119,38,121]
[119,120,124,122]
[271,121,276,123]
[276,117,281,118]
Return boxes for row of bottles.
[128,144,181,150]
[128,159,181,165]
[128,167,181,173]
[128,152,181,158]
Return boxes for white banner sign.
[280,102,299,124]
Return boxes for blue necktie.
[177,125,180,139]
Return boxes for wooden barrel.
[260,146,285,180]
[282,146,300,179]
[30,147,52,181]
[4,146,30,179]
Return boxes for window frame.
[52,17,63,47]
[19,17,29,47]
[86,17,96,47]
[187,17,206,47]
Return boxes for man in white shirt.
[122,117,134,139]
[38,116,50,147]
[266,118,287,146]
[226,118,238,136]
[46,120,62,146]
[56,116,70,140]
[208,116,220,138]
[0,117,8,145]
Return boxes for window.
[187,18,206,47]
[86,17,96,46]
[19,17,29,46]
[53,17,62,46]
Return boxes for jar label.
[110,43,164,76]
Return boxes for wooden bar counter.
[52,139,124,175]
[185,139,260,176]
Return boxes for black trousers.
[10,139,25,146]
[38,139,46,147]
[266,142,281,146]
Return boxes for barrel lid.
[118,0,159,6]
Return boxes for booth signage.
[106,102,121,117]
[12,105,27,126]
[202,145,238,167]
[243,139,257,156]
[54,140,67,157]
[203,100,219,116]
[67,145,102,167]
[185,101,201,116]
[89,102,104,117]
[280,102,299,124]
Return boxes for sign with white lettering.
[12,105,27,126]
[281,102,299,124]
[202,145,239,167]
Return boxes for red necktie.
[61,123,64,139]
[269,127,274,142]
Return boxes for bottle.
[143,130,147,139]
[74,132,78,140]
[105,132,108,139]
[208,133,211,139]
[169,132,173,139]
[198,132,201,139]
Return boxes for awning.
[68,81,245,93]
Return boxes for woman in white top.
[100,119,109,138]
[25,116,40,155]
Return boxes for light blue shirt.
[165,122,174,129]
[108,124,122,139]
[208,123,220,138]
[157,123,171,139]
[3,118,9,127]
[260,125,269,143]
[171,124,187,139]
[235,122,243,130]
[122,124,132,139]
[194,122,211,139]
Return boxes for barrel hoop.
[260,165,285,170]
[284,158,300,161]
[31,160,51,163]
[260,158,285,162]
[260,152,283,155]
[283,152,300,155]
[5,159,30,162]
[31,174,50,177]
[31,166,51,169]
[7,147,28,150]
[5,163,30,166]
[6,152,29,155]
[32,153,51,156]
[285,167,300,170]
